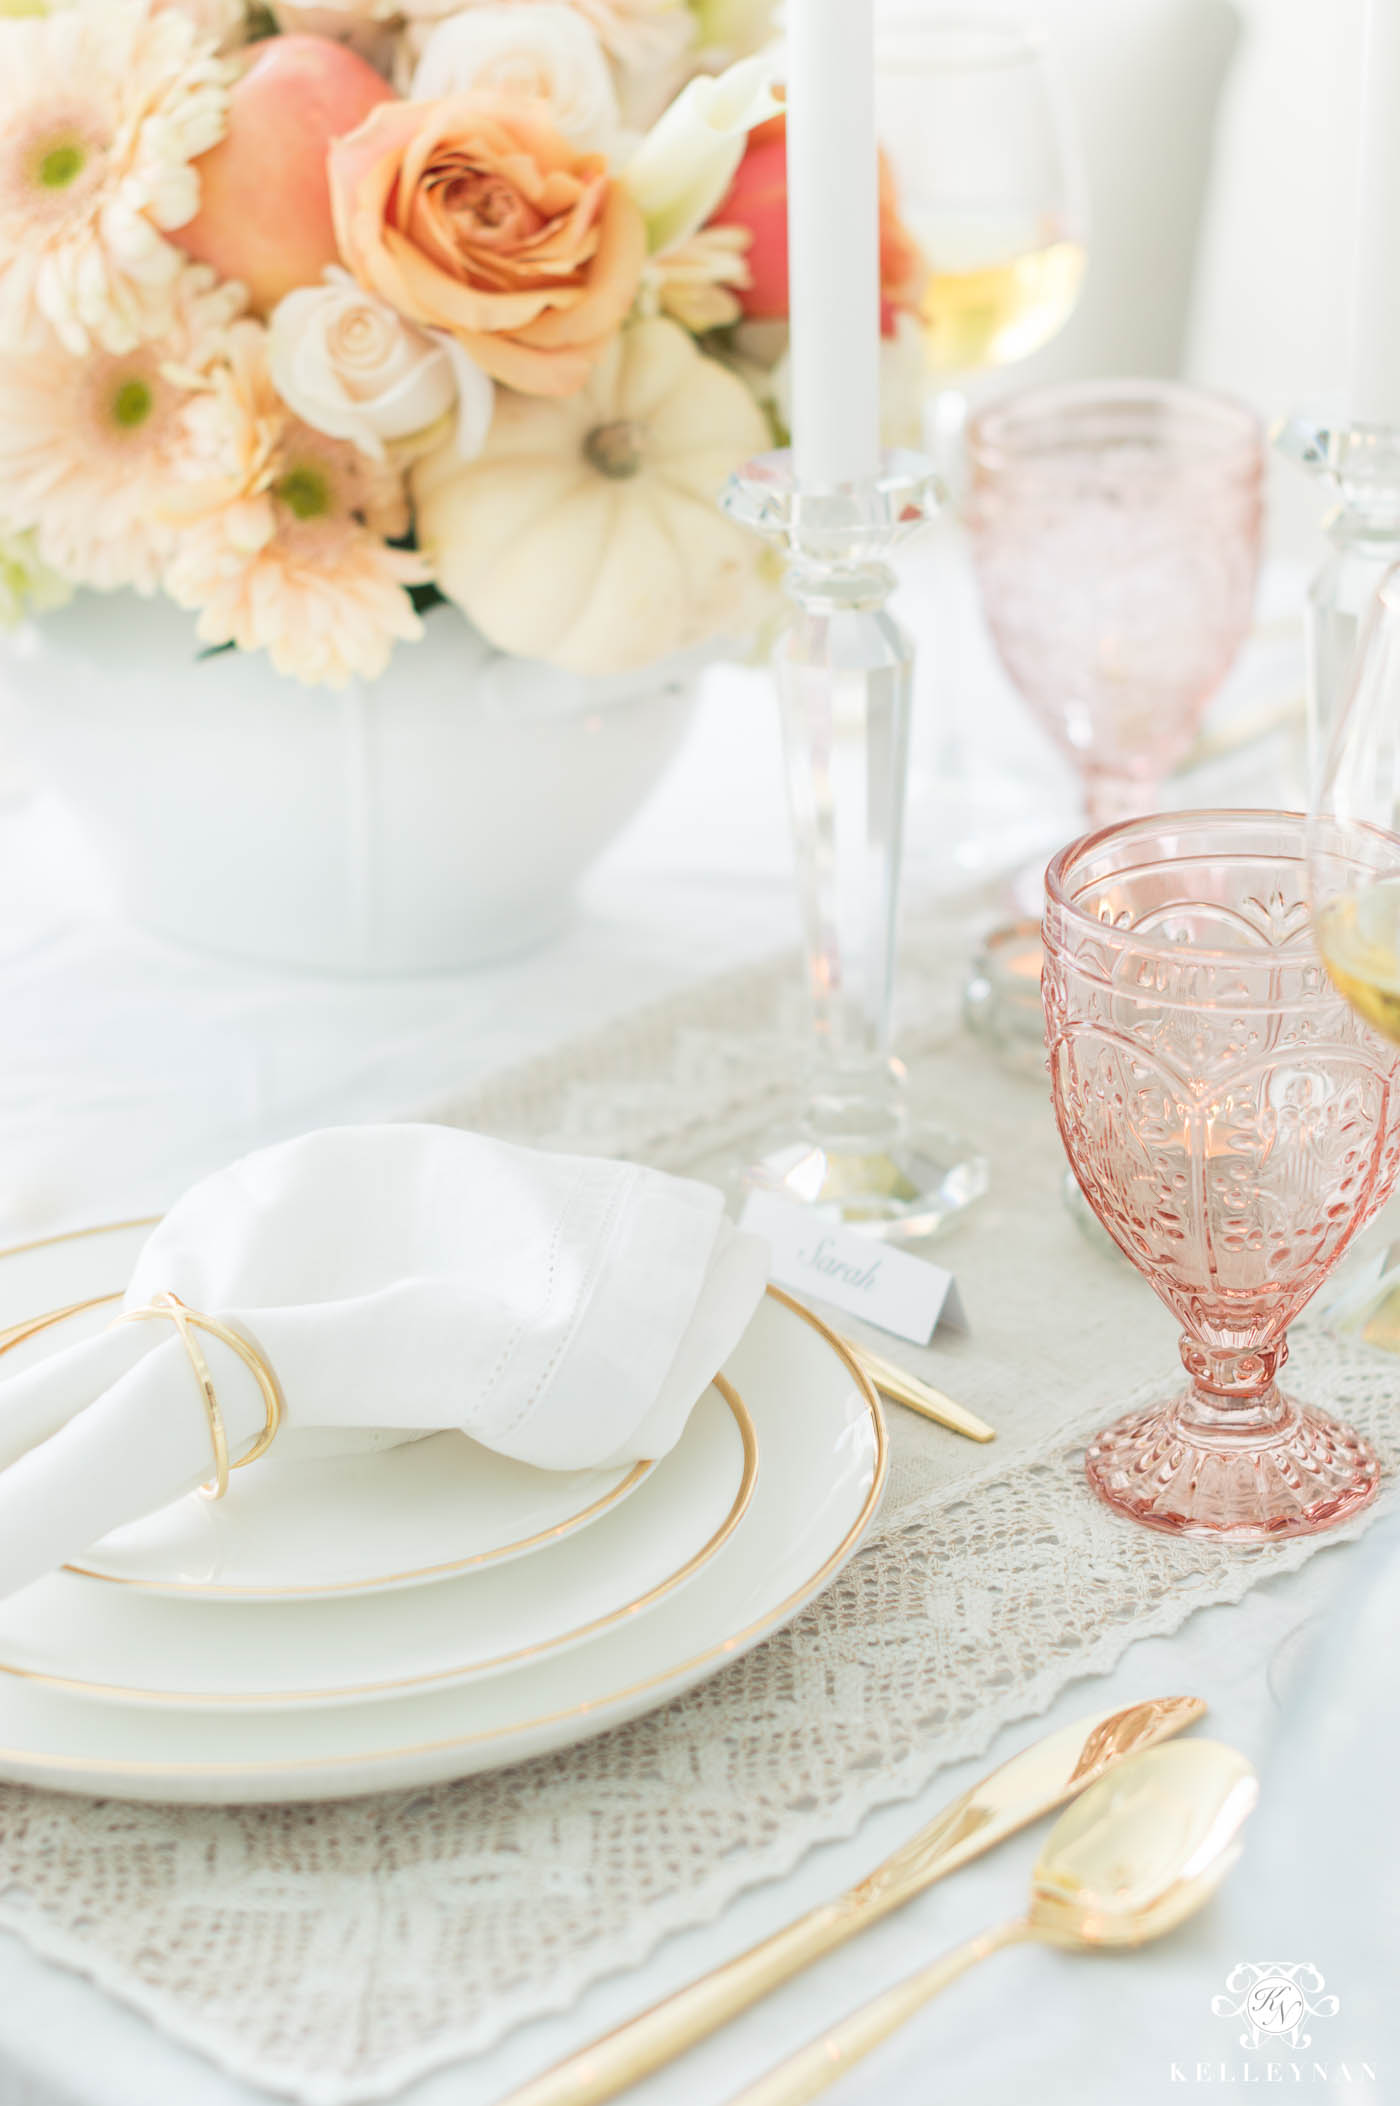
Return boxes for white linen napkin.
[0,1125,769,1601]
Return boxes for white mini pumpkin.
[413,317,774,678]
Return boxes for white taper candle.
[786,0,883,489]
[1350,0,1400,427]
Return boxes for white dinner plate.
[0,1247,886,1801]
[0,1222,657,1596]
[0,1379,755,1707]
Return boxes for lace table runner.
[0,912,1393,2105]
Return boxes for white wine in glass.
[874,12,1088,876]
[876,15,1088,384]
[1307,570,1400,1355]
[917,213,1086,374]
[1310,567,1400,1045]
[1315,883,1400,1041]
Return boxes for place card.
[740,1191,966,1346]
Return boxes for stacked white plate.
[0,1221,886,1802]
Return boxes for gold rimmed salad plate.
[0,1377,756,1708]
[0,1222,659,1598]
[0,1286,885,1801]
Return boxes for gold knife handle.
[846,1342,996,1443]
[496,1899,873,2106]
[726,1917,1034,2106]
[495,1699,1205,2106]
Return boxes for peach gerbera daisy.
[0,265,246,593]
[164,327,428,687]
[0,1,231,355]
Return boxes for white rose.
[410,4,621,154]
[268,269,494,465]
[623,50,779,255]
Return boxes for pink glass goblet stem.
[1043,808,1400,1542]
[1081,762,1170,832]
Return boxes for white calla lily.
[623,50,780,255]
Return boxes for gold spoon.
[727,1739,1258,2106]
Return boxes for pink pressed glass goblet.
[1043,810,1400,1540]
[967,382,1264,828]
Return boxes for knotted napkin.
[0,1125,769,1601]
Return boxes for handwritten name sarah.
[796,1235,883,1294]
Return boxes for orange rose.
[328,96,646,397]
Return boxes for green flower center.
[275,465,333,521]
[36,140,85,190]
[110,377,153,430]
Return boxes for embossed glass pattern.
[1044,810,1400,1538]
[968,383,1264,828]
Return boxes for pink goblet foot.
[1084,1380,1379,1544]
[1044,810,1400,1541]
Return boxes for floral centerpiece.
[0,0,927,689]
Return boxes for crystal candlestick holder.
[1275,416,1400,795]
[721,449,988,1239]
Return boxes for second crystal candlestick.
[722,449,987,1239]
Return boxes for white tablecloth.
[2,552,1386,2106]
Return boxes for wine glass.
[875,13,1089,875]
[1304,569,1400,1348]
[1309,567,1400,1036]
[969,383,1263,1126]
[1046,809,1400,1540]
[967,381,1265,830]
[875,12,1087,386]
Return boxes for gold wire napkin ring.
[112,1292,284,1502]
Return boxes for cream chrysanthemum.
[0,266,246,592]
[165,327,428,688]
[641,222,751,331]
[0,2,231,356]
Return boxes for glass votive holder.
[963,917,1046,1077]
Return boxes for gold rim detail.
[0,1377,758,1706]
[0,1223,886,1780]
[0,1264,658,1597]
